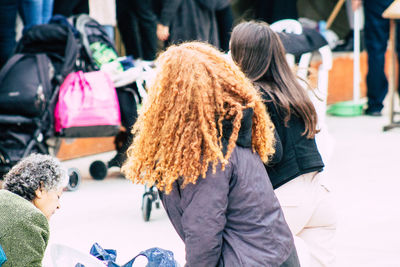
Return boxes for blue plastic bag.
[90,243,117,264]
[76,243,179,267]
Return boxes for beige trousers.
[274,171,337,267]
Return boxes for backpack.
[0,53,54,117]
[15,23,80,79]
[0,23,80,118]
[72,14,119,70]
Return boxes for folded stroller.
[0,23,82,190]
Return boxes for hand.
[157,24,170,41]
[352,0,362,11]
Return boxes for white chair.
[270,19,305,70]
[270,19,314,80]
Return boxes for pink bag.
[54,71,121,137]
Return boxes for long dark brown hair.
[230,21,318,138]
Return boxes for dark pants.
[364,0,400,112]
[280,247,301,267]
[53,0,89,17]
[0,0,51,68]
[216,5,233,52]
[116,0,157,60]
[255,0,298,24]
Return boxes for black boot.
[108,131,133,168]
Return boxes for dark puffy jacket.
[159,0,219,47]
[160,109,294,266]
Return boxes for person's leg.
[255,0,297,24]
[133,0,157,60]
[364,0,391,113]
[271,0,298,23]
[216,5,233,52]
[274,172,337,267]
[53,0,77,16]
[53,0,73,16]
[109,86,138,168]
[274,172,319,235]
[254,0,274,24]
[0,0,18,68]
[72,0,89,15]
[42,0,54,23]
[19,0,42,30]
[296,179,337,266]
[116,0,141,59]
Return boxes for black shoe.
[108,153,127,168]
[364,109,382,117]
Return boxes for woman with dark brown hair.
[122,41,300,266]
[230,21,337,267]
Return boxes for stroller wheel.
[142,194,153,222]
[67,168,81,191]
[155,201,161,209]
[89,160,108,180]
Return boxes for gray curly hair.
[3,153,68,201]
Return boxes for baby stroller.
[87,60,162,221]
[87,58,155,180]
[88,58,161,221]
[0,15,150,190]
[49,14,149,182]
[85,57,160,221]
[142,185,162,222]
[0,23,82,191]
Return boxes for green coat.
[0,190,49,267]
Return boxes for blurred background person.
[156,0,224,47]
[116,0,157,61]
[0,0,54,68]
[352,0,398,116]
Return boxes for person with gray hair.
[0,153,68,267]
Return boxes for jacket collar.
[222,108,253,151]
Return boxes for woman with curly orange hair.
[122,41,300,266]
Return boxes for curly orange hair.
[121,42,275,193]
